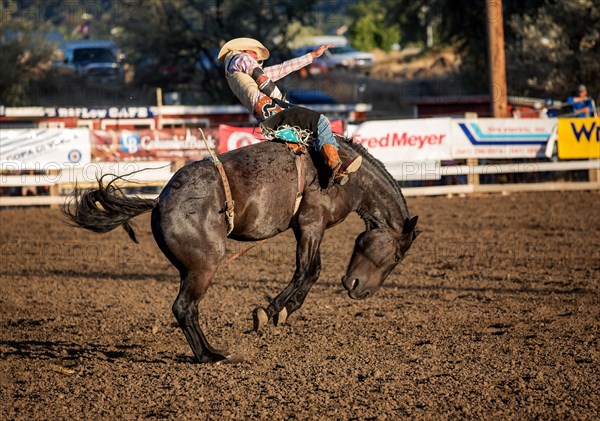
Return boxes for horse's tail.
[63,173,158,243]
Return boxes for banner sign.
[557,117,600,159]
[44,107,154,119]
[218,121,344,153]
[218,125,263,153]
[91,128,217,161]
[452,119,556,158]
[351,118,453,162]
[1,128,91,170]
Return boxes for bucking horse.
[64,138,419,363]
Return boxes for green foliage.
[1,0,320,104]
[2,0,598,104]
[505,1,600,98]
[348,0,400,51]
[1,0,126,105]
[0,20,57,106]
[2,0,119,40]
[113,0,320,100]
[286,23,323,49]
[381,0,600,98]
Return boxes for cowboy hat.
[217,38,270,63]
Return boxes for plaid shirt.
[227,52,313,108]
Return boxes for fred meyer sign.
[352,118,452,162]
[557,117,600,159]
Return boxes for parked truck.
[56,40,123,84]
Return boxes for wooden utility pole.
[486,0,508,117]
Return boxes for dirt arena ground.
[1,191,599,419]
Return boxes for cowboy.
[217,37,361,185]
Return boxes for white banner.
[452,119,557,158]
[1,129,91,170]
[351,118,453,163]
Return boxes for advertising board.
[90,128,217,161]
[557,117,600,159]
[218,121,344,153]
[1,128,91,170]
[452,119,556,158]
[351,118,453,162]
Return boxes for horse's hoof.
[199,351,228,364]
[274,307,288,326]
[253,307,268,331]
[216,353,245,365]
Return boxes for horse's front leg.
[253,222,323,330]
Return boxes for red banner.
[218,120,344,153]
[91,128,217,161]
[217,126,263,153]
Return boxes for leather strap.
[213,159,235,235]
[293,154,305,214]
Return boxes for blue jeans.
[316,115,339,151]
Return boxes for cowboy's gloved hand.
[311,44,334,59]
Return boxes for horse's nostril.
[350,278,358,290]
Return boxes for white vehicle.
[322,45,374,69]
[58,40,123,84]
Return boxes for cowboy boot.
[321,144,362,186]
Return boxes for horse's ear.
[403,215,418,234]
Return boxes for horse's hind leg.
[152,206,228,363]
[173,265,228,363]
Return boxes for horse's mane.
[340,138,411,219]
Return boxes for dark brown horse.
[64,139,419,363]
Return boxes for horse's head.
[342,216,419,300]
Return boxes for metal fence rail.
[1,160,598,206]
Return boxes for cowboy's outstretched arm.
[263,44,333,81]
[262,54,313,81]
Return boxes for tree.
[113,0,320,102]
[1,0,321,105]
[1,0,128,106]
[0,20,56,106]
[505,1,600,99]
[348,0,400,52]
[384,0,600,99]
